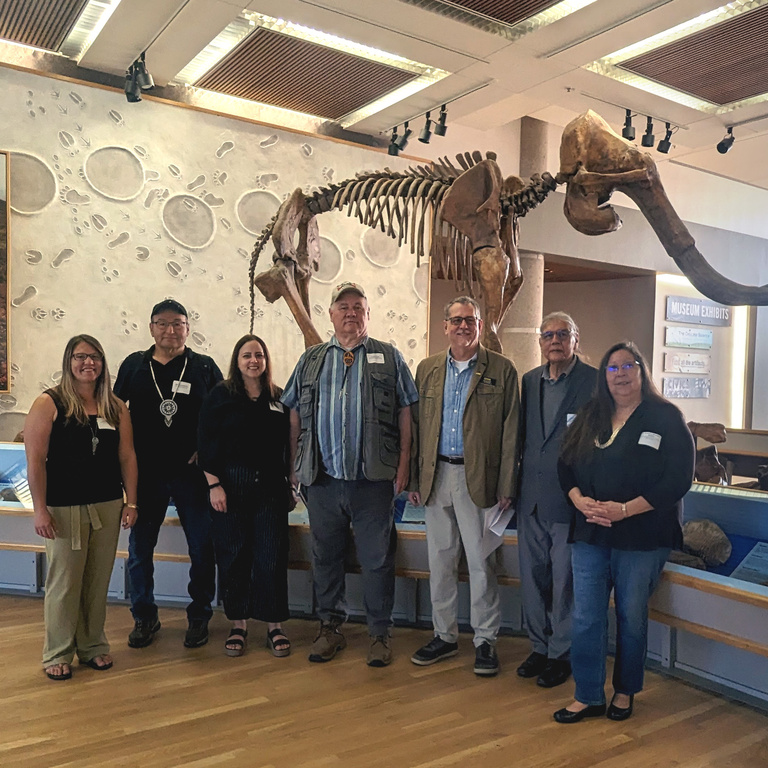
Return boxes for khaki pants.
[42,499,123,667]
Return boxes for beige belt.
[69,504,103,551]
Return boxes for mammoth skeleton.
[250,110,768,352]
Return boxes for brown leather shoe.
[308,622,346,663]
[367,635,392,667]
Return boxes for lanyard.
[149,355,188,427]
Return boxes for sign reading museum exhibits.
[666,295,732,326]
[662,377,711,399]
[663,351,711,374]
[665,326,714,349]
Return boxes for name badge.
[269,402,284,413]
[367,353,385,364]
[172,380,191,395]
[96,418,115,431]
[638,431,662,450]
[481,376,496,386]
[566,413,576,427]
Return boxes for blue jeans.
[571,542,669,706]
[127,463,216,622]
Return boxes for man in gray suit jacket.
[516,312,597,688]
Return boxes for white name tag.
[566,413,576,427]
[638,431,662,450]
[367,353,385,364]
[172,380,191,394]
[96,418,115,431]
[269,401,284,413]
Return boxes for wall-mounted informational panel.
[663,376,711,399]
[664,351,711,374]
[666,295,732,326]
[665,326,714,349]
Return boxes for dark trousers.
[306,474,396,636]
[211,468,289,622]
[127,463,215,622]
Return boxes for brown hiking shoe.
[308,622,346,663]
[367,635,392,667]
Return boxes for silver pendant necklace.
[149,355,189,428]
[88,419,99,455]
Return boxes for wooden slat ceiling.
[195,28,417,121]
[0,0,88,52]
[621,5,768,106]
[446,0,560,26]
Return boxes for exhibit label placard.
[666,295,732,326]
[663,377,711,399]
[664,351,711,374]
[665,326,714,349]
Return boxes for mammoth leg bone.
[559,110,768,306]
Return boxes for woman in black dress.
[199,334,293,657]
[25,334,138,680]
[554,341,694,723]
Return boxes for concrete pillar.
[519,117,551,180]
[500,251,544,373]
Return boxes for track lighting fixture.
[388,128,400,156]
[434,105,448,137]
[621,109,635,141]
[640,116,655,148]
[135,52,154,90]
[395,121,412,150]
[419,112,432,144]
[124,63,142,103]
[657,123,673,154]
[716,127,735,154]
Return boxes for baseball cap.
[330,281,366,305]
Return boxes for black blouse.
[45,388,124,507]
[198,382,291,490]
[558,398,695,551]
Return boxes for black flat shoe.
[606,694,634,721]
[516,651,548,678]
[537,659,571,688]
[553,703,607,723]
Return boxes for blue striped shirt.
[437,352,478,457]
[282,336,418,480]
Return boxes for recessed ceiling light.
[60,0,123,61]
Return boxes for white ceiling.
[16,0,768,189]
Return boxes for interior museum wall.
[0,65,429,413]
[542,277,656,371]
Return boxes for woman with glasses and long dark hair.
[25,334,138,681]
[198,334,293,658]
[553,341,694,724]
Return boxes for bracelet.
[621,502,628,518]
[124,503,138,509]
[208,482,222,490]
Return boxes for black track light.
[387,128,400,156]
[434,105,448,137]
[657,123,673,154]
[395,121,412,150]
[124,64,142,103]
[419,112,432,144]
[621,109,635,141]
[135,52,154,91]
[717,127,735,154]
[640,116,655,148]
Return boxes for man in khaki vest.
[408,296,519,676]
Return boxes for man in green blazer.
[408,296,520,676]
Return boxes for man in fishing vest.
[281,282,418,667]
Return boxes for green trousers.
[42,499,123,667]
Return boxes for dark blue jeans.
[571,542,669,706]
[305,474,396,636]
[127,463,215,622]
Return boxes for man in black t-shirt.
[114,299,223,649]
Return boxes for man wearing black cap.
[115,299,223,649]
[282,282,418,667]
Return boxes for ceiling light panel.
[1,0,92,53]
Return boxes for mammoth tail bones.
[250,110,768,353]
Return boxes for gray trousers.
[425,462,500,646]
[306,473,396,636]
[517,506,573,660]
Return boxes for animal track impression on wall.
[31,307,47,321]
[84,147,145,201]
[136,247,150,261]
[108,232,130,249]
[259,135,279,148]
[213,171,228,186]
[256,173,279,190]
[51,249,74,268]
[10,153,57,214]
[322,167,334,182]
[59,187,91,206]
[25,250,43,265]
[301,144,313,157]
[216,141,234,158]
[162,194,216,250]
[187,175,206,191]
[235,190,281,236]
[12,286,38,307]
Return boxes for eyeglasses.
[540,329,573,341]
[241,353,266,360]
[447,316,478,327]
[606,362,639,373]
[72,353,103,362]
[152,320,188,330]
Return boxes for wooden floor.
[1,595,767,768]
